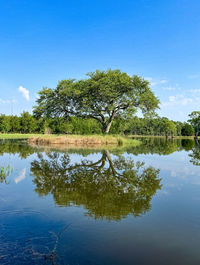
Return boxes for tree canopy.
[188,111,200,137]
[33,69,160,133]
[181,123,195,136]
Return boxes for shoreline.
[0,133,198,141]
[129,135,199,139]
[27,135,140,147]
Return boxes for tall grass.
[0,165,11,184]
[28,134,140,147]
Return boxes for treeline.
[114,116,195,136]
[0,112,195,136]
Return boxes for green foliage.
[188,111,200,136]
[121,116,179,136]
[181,123,195,136]
[9,116,21,132]
[0,115,11,133]
[20,112,37,133]
[163,119,177,137]
[174,121,183,136]
[34,69,160,133]
[0,113,196,137]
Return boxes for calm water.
[0,138,200,265]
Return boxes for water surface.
[0,138,200,265]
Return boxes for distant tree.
[0,115,10,133]
[33,70,160,134]
[35,118,47,133]
[20,112,37,133]
[163,119,177,137]
[9,116,21,132]
[174,121,184,136]
[59,122,73,134]
[181,123,194,136]
[188,111,200,137]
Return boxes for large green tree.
[34,70,159,133]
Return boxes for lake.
[0,138,200,265]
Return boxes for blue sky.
[0,0,200,121]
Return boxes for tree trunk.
[102,121,113,134]
[102,111,115,134]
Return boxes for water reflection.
[2,139,200,264]
[14,168,27,184]
[130,137,195,155]
[0,139,35,158]
[189,140,200,166]
[0,138,197,157]
[31,151,161,220]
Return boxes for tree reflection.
[189,140,200,166]
[31,151,161,220]
[127,138,195,156]
[0,139,35,158]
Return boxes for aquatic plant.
[0,165,11,184]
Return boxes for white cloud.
[169,96,175,102]
[188,74,200,79]
[15,168,26,184]
[189,89,200,93]
[18,85,30,101]
[163,86,180,91]
[145,77,167,87]
[0,99,16,104]
[161,94,194,108]
[145,77,153,81]
[160,79,167,84]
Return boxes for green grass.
[128,135,198,139]
[0,133,41,139]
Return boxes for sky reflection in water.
[0,138,200,265]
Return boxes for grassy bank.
[0,134,40,139]
[0,133,197,141]
[28,134,140,147]
[129,135,198,139]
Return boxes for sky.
[0,0,200,121]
